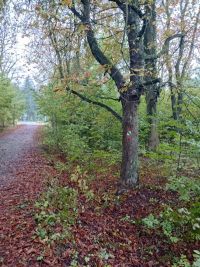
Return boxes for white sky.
[12,34,38,85]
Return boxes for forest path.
[0,125,56,266]
[0,125,39,188]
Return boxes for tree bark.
[117,0,143,186]
[146,91,159,150]
[144,0,159,150]
[170,87,178,120]
[177,90,183,120]
[120,99,139,187]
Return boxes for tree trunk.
[144,0,159,150]
[177,91,183,119]
[120,100,139,187]
[146,91,159,150]
[118,1,142,187]
[170,87,178,120]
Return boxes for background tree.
[161,0,200,120]
[144,0,159,150]
[0,75,25,127]
[0,1,18,78]
[21,76,38,121]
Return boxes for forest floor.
[0,126,199,267]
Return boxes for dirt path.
[0,125,39,188]
[0,125,56,267]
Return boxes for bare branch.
[144,33,185,60]
[181,7,200,77]
[97,96,119,101]
[69,7,83,21]
[108,0,144,18]
[66,86,122,122]
[69,0,125,90]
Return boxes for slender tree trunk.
[170,86,178,120]
[177,90,183,119]
[120,100,139,186]
[164,0,178,121]
[146,91,159,150]
[144,0,159,150]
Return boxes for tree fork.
[70,0,143,188]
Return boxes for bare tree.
[162,0,200,120]
[0,1,18,77]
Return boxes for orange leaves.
[61,0,72,7]
[84,71,91,79]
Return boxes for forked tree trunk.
[120,100,139,187]
[70,0,143,189]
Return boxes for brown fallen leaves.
[0,128,199,266]
[0,128,60,267]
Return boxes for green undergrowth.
[35,91,200,265]
[37,127,200,265]
[34,148,200,265]
[34,164,96,245]
[34,185,78,243]
[141,175,200,266]
[172,251,200,267]
[142,175,200,241]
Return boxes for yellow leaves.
[139,0,154,5]
[157,6,165,15]
[53,86,66,97]
[61,0,72,7]
[77,24,87,34]
[144,0,155,4]
[119,87,128,94]
[163,29,175,38]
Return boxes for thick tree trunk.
[118,1,142,188]
[120,100,139,187]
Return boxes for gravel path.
[0,125,40,188]
[0,125,54,266]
